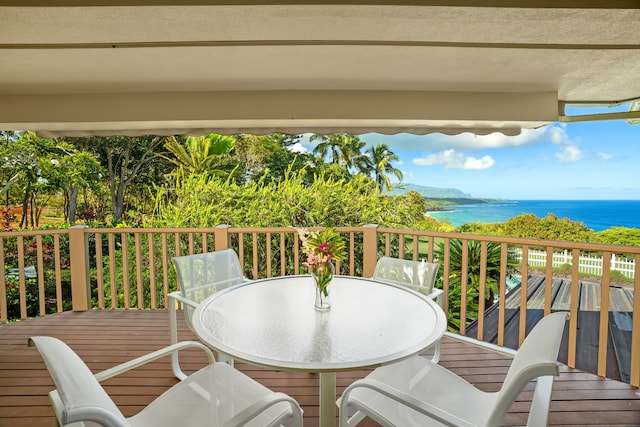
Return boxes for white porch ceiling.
[1,1,640,136]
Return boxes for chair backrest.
[372,256,440,295]
[488,311,568,426]
[172,249,246,322]
[29,336,129,427]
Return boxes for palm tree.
[367,144,403,191]
[164,134,237,177]
[310,133,346,165]
[340,135,372,174]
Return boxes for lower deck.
[0,310,638,426]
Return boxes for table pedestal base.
[320,372,337,427]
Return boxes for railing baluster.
[545,246,554,315]
[294,232,300,275]
[148,232,156,309]
[0,237,6,323]
[95,232,104,309]
[477,241,487,341]
[280,232,286,276]
[384,232,391,256]
[238,232,245,274]
[630,254,640,387]
[36,235,45,316]
[349,231,355,276]
[568,248,581,368]
[162,233,169,306]
[121,232,130,309]
[598,251,611,378]
[174,232,180,257]
[497,243,508,347]
[460,238,468,336]
[252,232,259,280]
[135,233,143,309]
[17,237,26,319]
[266,232,272,278]
[108,233,117,309]
[519,245,529,347]
[442,236,450,316]
[53,234,62,313]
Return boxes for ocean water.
[427,200,640,231]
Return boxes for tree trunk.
[68,185,79,224]
[19,182,30,228]
[113,184,126,221]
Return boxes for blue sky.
[294,106,639,200]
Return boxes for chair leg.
[218,352,234,367]
[431,339,441,364]
[169,299,187,380]
[341,409,367,427]
[526,375,555,427]
[430,293,443,363]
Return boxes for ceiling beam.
[2,0,639,7]
[0,90,557,137]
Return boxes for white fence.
[512,249,636,279]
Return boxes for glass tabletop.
[193,275,446,372]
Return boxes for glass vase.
[311,261,334,311]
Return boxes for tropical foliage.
[164,134,238,178]
[147,168,424,229]
[435,239,518,332]
[457,213,597,243]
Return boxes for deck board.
[0,310,638,427]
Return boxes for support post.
[214,224,231,250]
[362,224,378,278]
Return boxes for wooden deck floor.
[0,310,638,427]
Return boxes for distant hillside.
[390,183,473,199]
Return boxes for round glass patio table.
[192,275,446,427]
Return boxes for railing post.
[69,225,90,311]
[362,224,378,278]
[214,224,231,250]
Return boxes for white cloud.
[463,155,495,170]
[413,149,495,170]
[555,145,584,162]
[597,152,613,161]
[287,142,308,153]
[547,123,571,145]
[413,149,464,167]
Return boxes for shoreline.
[423,200,640,231]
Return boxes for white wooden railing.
[513,248,636,279]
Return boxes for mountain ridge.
[390,183,474,199]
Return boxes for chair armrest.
[426,288,444,306]
[168,291,199,309]
[340,378,477,427]
[219,392,303,427]
[94,341,215,382]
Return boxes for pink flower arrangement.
[297,227,346,268]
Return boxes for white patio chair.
[30,336,303,427]
[170,249,250,378]
[371,256,444,362]
[338,311,568,427]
